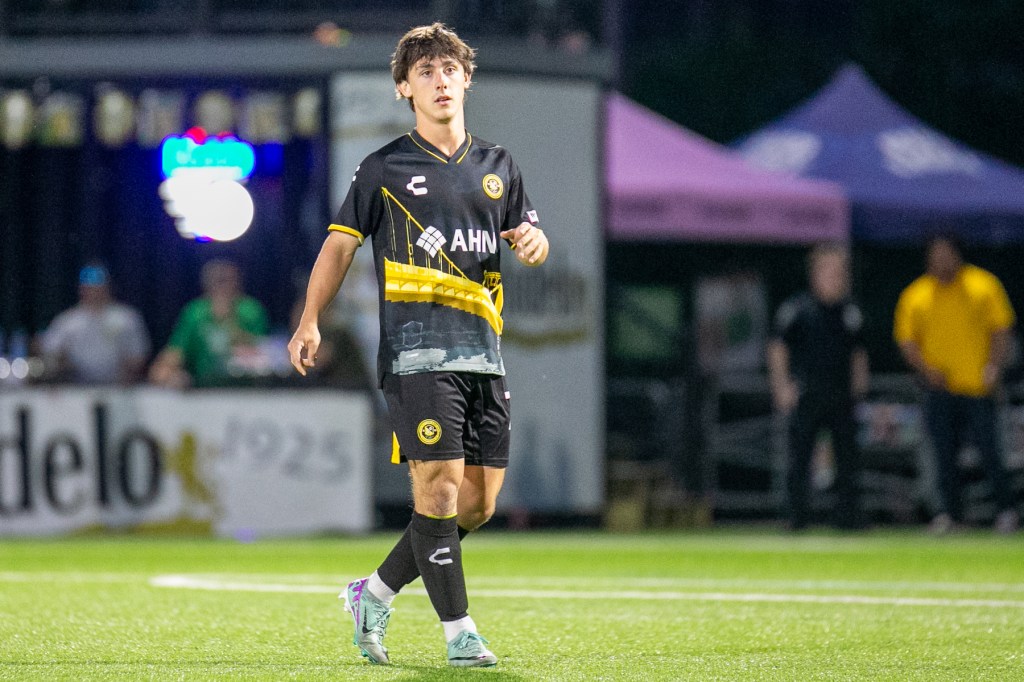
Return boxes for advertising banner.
[0,388,372,537]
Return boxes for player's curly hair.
[391,23,476,111]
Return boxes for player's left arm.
[500,222,548,266]
[498,157,547,266]
[983,275,1016,390]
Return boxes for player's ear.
[397,80,412,100]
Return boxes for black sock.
[409,512,468,621]
[377,522,470,593]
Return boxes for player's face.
[926,239,962,283]
[398,56,470,123]
[810,252,849,304]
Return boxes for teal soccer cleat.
[447,631,497,668]
[342,578,392,665]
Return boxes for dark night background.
[2,0,1024,375]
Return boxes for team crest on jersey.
[482,174,503,199]
[417,419,442,445]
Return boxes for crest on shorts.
[482,174,503,199]
[417,419,442,445]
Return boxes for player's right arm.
[893,283,945,390]
[766,339,797,414]
[288,231,361,376]
[767,299,799,414]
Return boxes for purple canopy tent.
[606,92,849,243]
[737,64,1024,243]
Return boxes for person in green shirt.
[149,259,268,388]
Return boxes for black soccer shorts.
[382,371,511,468]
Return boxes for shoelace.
[453,631,489,651]
[367,604,393,640]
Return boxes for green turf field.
[1,531,1023,681]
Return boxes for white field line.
[3,572,1024,595]
[146,575,1024,609]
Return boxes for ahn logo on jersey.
[407,175,428,196]
[527,210,539,224]
[416,226,447,257]
[417,226,497,256]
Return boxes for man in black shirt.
[288,23,548,668]
[768,243,868,530]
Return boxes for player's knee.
[461,502,496,531]
[414,482,460,517]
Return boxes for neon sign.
[158,127,256,242]
[160,127,255,180]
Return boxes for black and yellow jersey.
[330,129,539,385]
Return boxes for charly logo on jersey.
[482,173,503,199]
[417,419,442,445]
[407,175,428,196]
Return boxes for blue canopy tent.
[737,63,1024,244]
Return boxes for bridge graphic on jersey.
[381,187,503,335]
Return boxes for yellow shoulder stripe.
[328,224,365,245]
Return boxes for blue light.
[160,129,256,180]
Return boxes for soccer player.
[287,23,549,668]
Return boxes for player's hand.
[500,222,548,266]
[772,380,799,415]
[922,367,946,391]
[983,362,1002,392]
[287,323,321,377]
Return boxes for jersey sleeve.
[985,275,1016,331]
[772,297,800,345]
[502,157,538,234]
[238,298,269,337]
[330,154,382,245]
[40,312,70,356]
[892,286,917,344]
[166,302,199,352]
[846,302,867,348]
[123,308,152,360]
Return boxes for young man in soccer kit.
[288,23,549,667]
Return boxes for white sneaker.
[447,631,497,668]
[995,510,1019,535]
[929,513,953,536]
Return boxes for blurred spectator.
[894,234,1019,534]
[40,263,150,385]
[525,0,594,53]
[149,259,268,388]
[768,243,868,531]
[288,289,373,392]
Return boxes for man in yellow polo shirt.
[894,234,1019,534]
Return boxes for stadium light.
[158,128,256,242]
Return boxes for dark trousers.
[924,391,1014,520]
[787,393,862,528]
